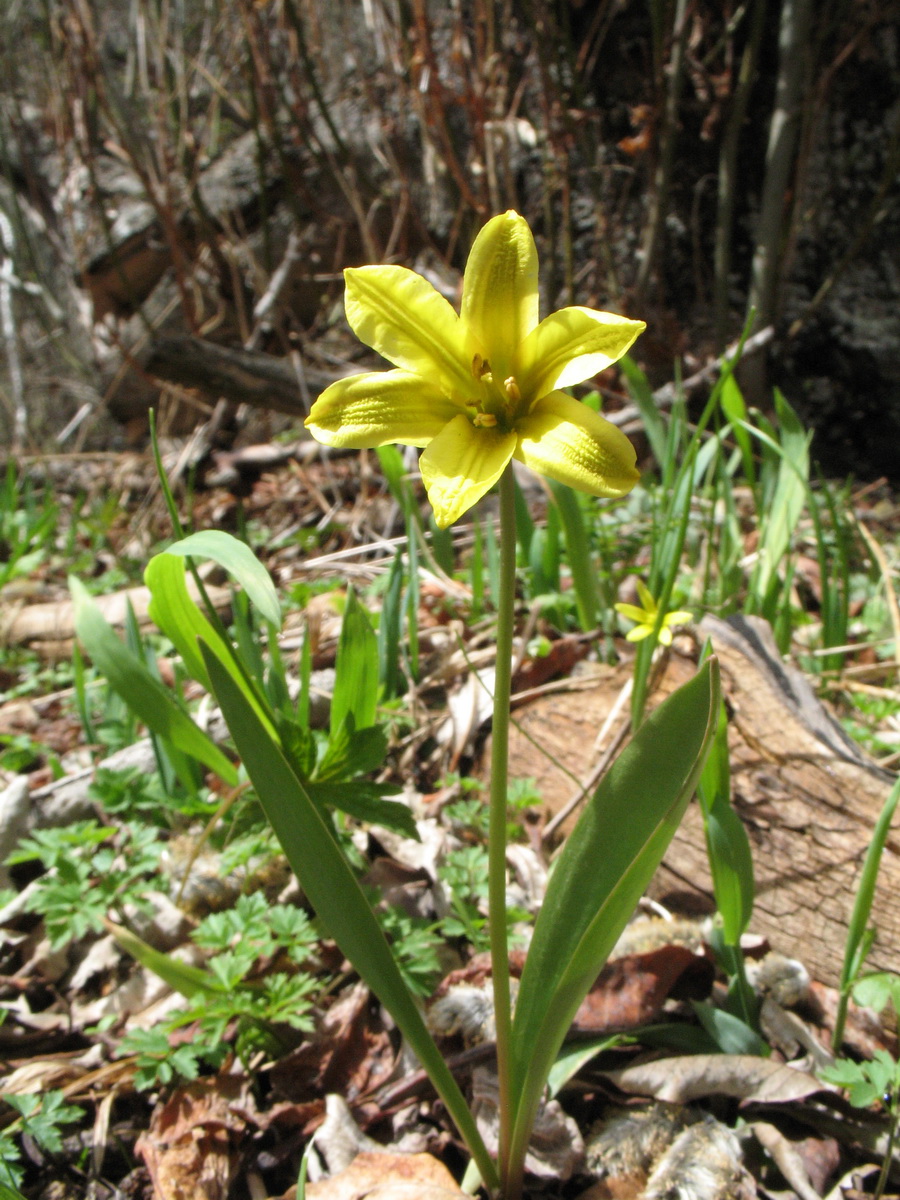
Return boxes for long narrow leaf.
[106,920,223,999]
[145,552,277,738]
[70,578,237,785]
[199,642,498,1190]
[331,588,379,735]
[507,659,720,1179]
[161,530,281,625]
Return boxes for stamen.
[472,354,492,380]
[473,412,498,428]
[503,377,521,403]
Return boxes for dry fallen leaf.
[603,1054,833,1105]
[286,1151,465,1200]
[136,1075,254,1200]
[573,946,714,1033]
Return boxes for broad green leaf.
[853,971,900,1015]
[70,578,237,785]
[145,552,230,689]
[145,553,276,739]
[199,641,498,1191]
[316,723,388,781]
[691,1001,768,1056]
[507,659,719,1175]
[106,920,223,998]
[306,781,419,840]
[160,529,281,626]
[331,588,378,734]
[547,1035,625,1098]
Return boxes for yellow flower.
[305,211,644,528]
[615,579,693,646]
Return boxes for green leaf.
[748,391,811,605]
[159,530,281,626]
[331,588,379,735]
[0,1184,27,1200]
[316,722,388,782]
[106,920,225,998]
[306,781,419,840]
[507,658,720,1175]
[547,480,598,632]
[853,971,900,1016]
[547,1035,625,1098]
[199,640,498,1191]
[691,1001,768,1056]
[620,354,667,472]
[145,553,277,739]
[719,376,756,489]
[70,578,237,785]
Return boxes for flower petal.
[516,307,645,399]
[626,625,654,642]
[658,627,674,647]
[614,603,651,623]
[514,392,640,497]
[344,266,477,400]
[635,578,655,612]
[461,211,539,381]
[419,414,517,528]
[306,371,461,448]
[663,611,693,627]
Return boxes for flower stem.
[490,464,517,1195]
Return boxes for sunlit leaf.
[70,578,237,784]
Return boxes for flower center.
[468,355,522,431]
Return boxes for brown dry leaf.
[294,1151,464,1200]
[136,1075,254,1200]
[604,1054,833,1105]
[512,635,590,695]
[269,980,397,1103]
[573,946,714,1033]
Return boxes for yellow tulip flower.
[615,578,693,646]
[305,211,645,528]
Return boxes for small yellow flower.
[305,211,644,528]
[615,579,692,646]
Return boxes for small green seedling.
[822,972,900,1200]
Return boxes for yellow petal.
[514,392,640,497]
[614,602,651,623]
[344,266,477,400]
[419,414,517,528]
[460,211,539,381]
[635,578,655,612]
[658,626,674,647]
[626,625,654,642]
[516,307,646,399]
[664,610,693,627]
[306,371,462,448]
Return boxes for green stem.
[490,464,517,1195]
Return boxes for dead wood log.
[506,614,898,987]
[651,615,898,988]
[141,335,354,417]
